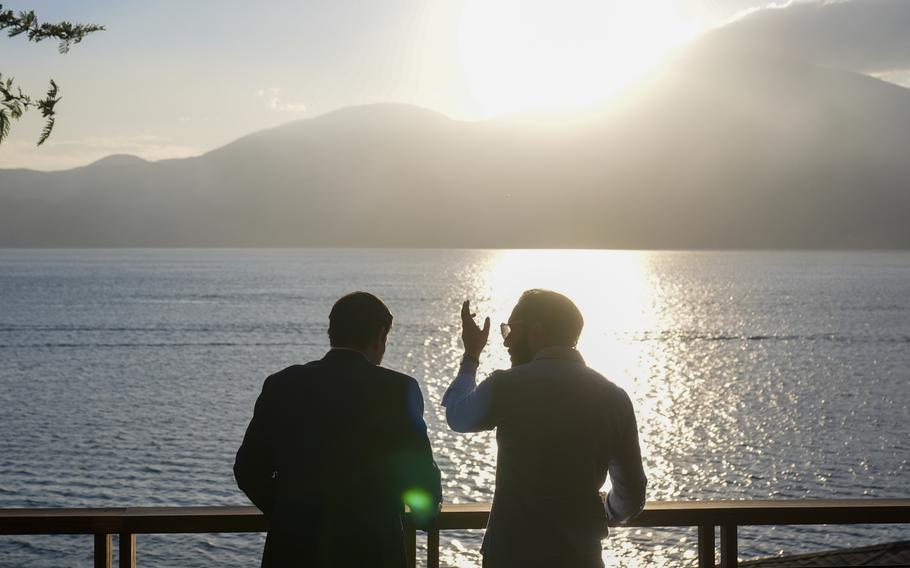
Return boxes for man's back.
[493,356,628,497]
[445,292,647,567]
[477,348,645,567]
[235,349,441,568]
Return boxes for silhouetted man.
[443,290,647,568]
[235,292,441,568]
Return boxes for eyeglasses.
[500,321,522,340]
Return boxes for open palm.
[461,300,490,358]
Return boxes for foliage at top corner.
[0,4,104,146]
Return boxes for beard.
[508,337,534,367]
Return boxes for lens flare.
[402,487,434,514]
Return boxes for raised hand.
[461,300,491,359]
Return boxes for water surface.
[1,249,908,566]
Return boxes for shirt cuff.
[604,489,644,524]
[459,353,480,370]
[441,356,480,407]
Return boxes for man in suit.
[442,290,647,568]
[235,291,441,568]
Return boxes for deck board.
[742,539,910,566]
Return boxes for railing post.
[94,533,112,568]
[427,527,440,568]
[406,525,417,568]
[697,524,715,568]
[720,524,737,568]
[119,533,136,568]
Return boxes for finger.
[481,317,491,339]
[461,300,470,322]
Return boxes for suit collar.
[322,348,371,363]
[533,346,585,364]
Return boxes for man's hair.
[328,292,393,348]
[514,289,584,347]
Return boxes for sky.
[0,0,902,170]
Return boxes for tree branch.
[0,5,101,145]
[1,5,104,53]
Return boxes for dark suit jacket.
[234,349,441,568]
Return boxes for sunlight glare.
[479,249,659,390]
[457,0,699,117]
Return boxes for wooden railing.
[1,500,909,568]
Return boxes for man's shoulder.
[258,363,310,388]
[474,366,526,394]
[575,365,632,399]
[373,365,420,390]
[484,365,521,382]
[508,358,631,398]
[263,360,417,394]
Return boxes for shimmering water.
[1,249,908,567]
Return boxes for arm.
[234,376,278,516]
[442,356,497,432]
[441,299,497,432]
[605,392,648,524]
[399,378,442,529]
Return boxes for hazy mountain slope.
[1,54,909,247]
[570,46,910,248]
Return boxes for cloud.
[0,135,202,171]
[707,0,910,74]
[256,87,307,113]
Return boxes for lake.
[1,249,908,566]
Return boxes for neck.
[330,346,378,365]
[331,346,367,355]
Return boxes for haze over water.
[1,249,908,567]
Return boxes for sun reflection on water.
[429,249,910,567]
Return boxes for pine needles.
[0,5,102,145]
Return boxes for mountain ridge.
[2,49,909,248]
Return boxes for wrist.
[461,352,480,365]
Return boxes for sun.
[457,0,699,117]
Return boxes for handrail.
[2,500,910,568]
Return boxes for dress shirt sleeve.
[397,377,443,529]
[605,392,648,524]
[441,357,498,432]
[234,375,278,516]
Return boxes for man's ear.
[373,326,390,349]
[528,321,545,341]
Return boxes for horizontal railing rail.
[2,500,909,568]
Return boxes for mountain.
[84,154,149,168]
[2,47,910,247]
